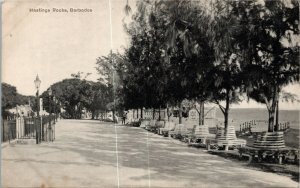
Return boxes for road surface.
[1,119,298,187]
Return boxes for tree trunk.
[275,102,279,131]
[224,108,229,129]
[179,102,183,124]
[75,110,77,119]
[136,109,139,119]
[198,103,202,126]
[112,110,116,123]
[268,101,277,132]
[91,111,95,120]
[152,109,155,119]
[199,101,204,125]
[167,105,170,122]
[224,90,230,129]
[268,87,279,132]
[201,102,204,125]
[158,106,161,121]
[268,110,275,132]
[140,108,143,119]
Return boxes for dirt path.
[1,119,298,187]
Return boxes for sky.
[2,0,131,94]
[2,0,300,110]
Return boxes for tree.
[197,0,250,129]
[141,0,223,125]
[158,0,244,127]
[123,1,169,119]
[96,52,127,121]
[232,0,299,132]
[42,79,81,118]
[41,77,111,119]
[83,83,110,119]
[122,0,299,130]
[210,54,244,129]
[125,0,215,123]
[2,83,18,110]
[2,83,37,117]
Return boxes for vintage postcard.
[1,0,299,187]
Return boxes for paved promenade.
[1,120,298,187]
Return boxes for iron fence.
[1,114,58,144]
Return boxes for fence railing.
[239,120,290,135]
[1,114,59,144]
[1,118,16,142]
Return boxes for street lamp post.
[52,90,57,123]
[34,75,41,144]
[53,96,56,123]
[53,96,56,140]
[48,88,53,142]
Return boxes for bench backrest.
[169,122,176,130]
[173,124,185,134]
[132,118,139,122]
[140,120,150,127]
[155,121,165,128]
[194,125,211,137]
[164,122,175,130]
[252,131,285,148]
[178,124,190,135]
[216,125,237,140]
[149,119,157,127]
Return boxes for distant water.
[215,108,300,130]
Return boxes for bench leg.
[207,143,210,151]
[247,155,254,164]
[224,145,229,151]
[257,155,262,163]
[239,151,243,160]
[278,155,282,165]
[294,154,298,164]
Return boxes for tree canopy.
[41,77,112,119]
[2,83,36,117]
[118,0,299,130]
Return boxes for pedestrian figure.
[122,112,127,125]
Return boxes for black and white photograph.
[1,0,299,187]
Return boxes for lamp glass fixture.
[34,75,41,90]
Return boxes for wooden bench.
[145,120,156,131]
[140,119,150,128]
[178,125,194,141]
[159,121,175,136]
[252,131,285,149]
[238,146,298,164]
[153,121,165,134]
[238,131,298,164]
[168,124,193,140]
[207,125,246,151]
[188,124,215,145]
[126,118,140,127]
[169,124,185,139]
